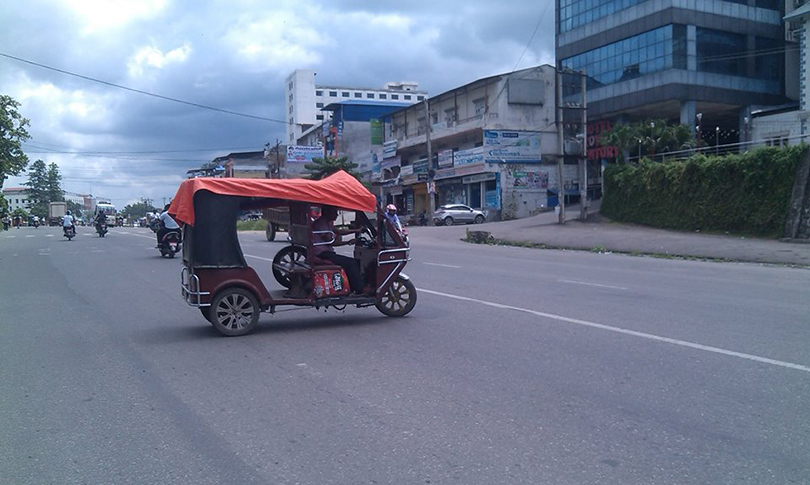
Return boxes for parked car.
[432,204,486,226]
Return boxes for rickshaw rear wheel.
[376,276,417,317]
[210,288,260,336]
[272,245,307,288]
[266,222,276,241]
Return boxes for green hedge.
[601,145,806,237]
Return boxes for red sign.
[587,121,619,161]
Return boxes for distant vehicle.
[432,204,486,226]
[48,202,67,226]
[94,202,117,226]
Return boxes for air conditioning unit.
[564,139,584,155]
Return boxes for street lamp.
[716,126,720,155]
[696,113,702,149]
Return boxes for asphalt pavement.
[1,225,809,484]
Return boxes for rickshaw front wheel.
[376,276,417,317]
[210,288,260,336]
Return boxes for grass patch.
[237,219,267,231]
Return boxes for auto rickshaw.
[169,171,416,337]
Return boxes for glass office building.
[556,0,790,147]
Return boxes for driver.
[156,204,180,247]
[311,205,365,294]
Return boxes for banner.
[370,119,383,145]
[483,130,541,163]
[453,147,484,166]
[438,149,454,169]
[511,171,548,190]
[383,140,398,159]
[286,145,323,163]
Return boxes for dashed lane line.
[558,279,628,290]
[419,288,810,374]
[423,262,462,269]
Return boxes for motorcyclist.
[62,210,76,234]
[32,215,40,227]
[94,210,107,233]
[156,204,180,248]
[3,215,10,230]
[384,204,403,232]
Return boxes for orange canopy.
[168,171,377,226]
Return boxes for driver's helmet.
[386,204,397,214]
[66,210,71,215]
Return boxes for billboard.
[483,130,541,163]
[286,145,323,163]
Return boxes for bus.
[94,202,117,226]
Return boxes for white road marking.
[46,234,54,237]
[25,235,35,238]
[423,262,462,269]
[558,279,628,290]
[420,288,810,374]
[5,236,16,238]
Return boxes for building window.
[329,91,337,97]
[755,36,781,81]
[316,90,323,96]
[289,82,293,90]
[379,94,387,99]
[316,115,324,120]
[342,91,350,97]
[417,95,425,101]
[473,98,486,116]
[561,25,685,89]
[697,28,747,77]
[316,102,324,108]
[391,94,399,100]
[354,92,362,98]
[404,95,412,100]
[367,93,375,99]
[444,108,457,124]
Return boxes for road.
[1,225,809,484]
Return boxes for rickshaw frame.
[170,171,416,336]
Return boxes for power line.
[0,52,289,125]
[23,140,262,154]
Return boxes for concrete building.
[295,100,409,181]
[2,188,29,213]
[284,69,427,144]
[750,1,810,145]
[384,65,573,221]
[556,0,790,154]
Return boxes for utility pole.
[556,70,566,224]
[424,97,435,217]
[579,70,588,221]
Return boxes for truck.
[48,202,67,226]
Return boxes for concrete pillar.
[687,25,697,71]
[680,100,696,135]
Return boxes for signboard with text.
[483,130,541,163]
[453,147,484,166]
[438,149,454,169]
[286,145,322,163]
[383,140,398,159]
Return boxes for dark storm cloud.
[1,0,554,203]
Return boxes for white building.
[285,69,427,144]
[2,187,29,213]
[383,65,573,221]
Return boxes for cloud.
[127,43,192,78]
[1,0,555,204]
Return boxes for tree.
[122,201,159,219]
[600,119,695,162]
[303,156,360,181]
[0,95,31,190]
[46,163,64,203]
[24,159,49,218]
[66,200,84,219]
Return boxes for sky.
[1,0,555,208]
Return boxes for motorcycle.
[159,229,182,258]
[63,225,76,241]
[33,219,40,228]
[96,221,108,237]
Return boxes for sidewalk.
[408,200,810,266]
